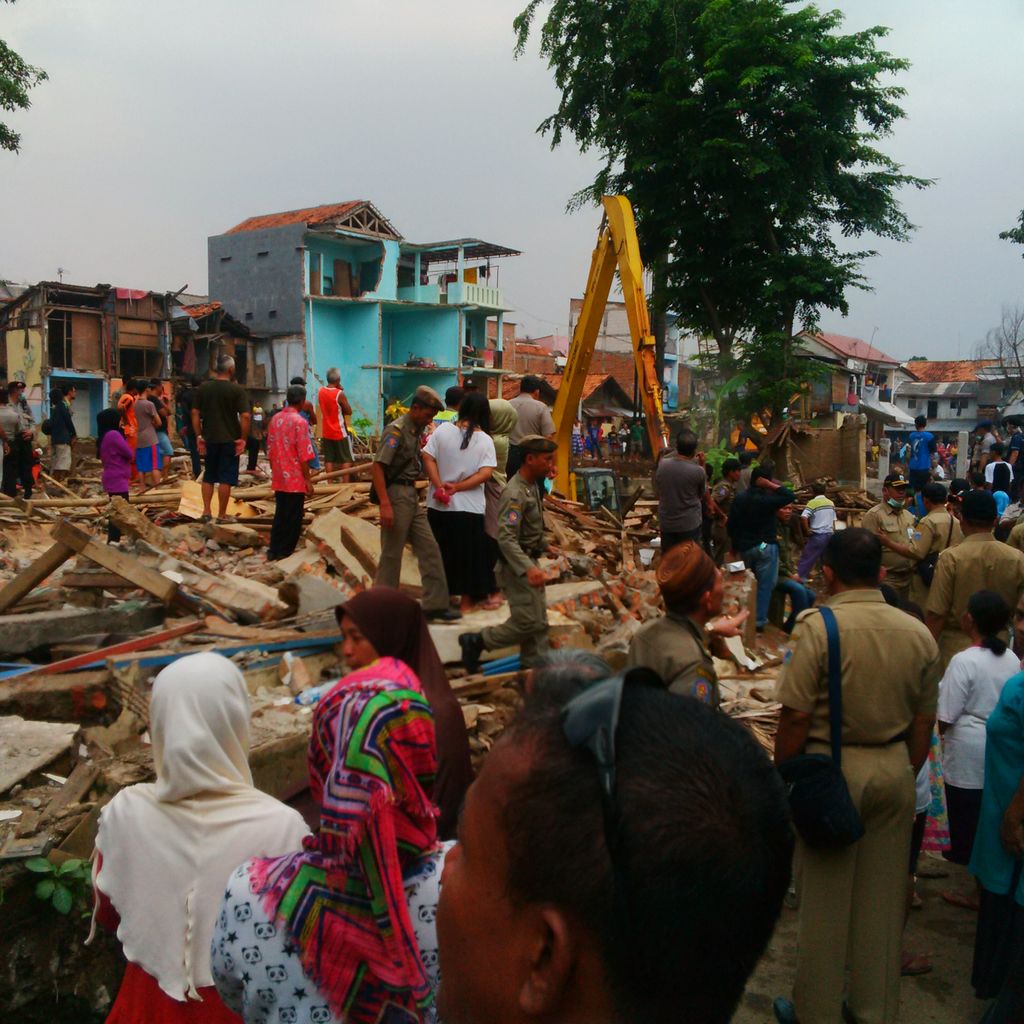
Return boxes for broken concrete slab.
[278,566,355,616]
[428,608,588,664]
[0,670,121,726]
[0,716,80,794]
[0,601,165,657]
[308,508,420,591]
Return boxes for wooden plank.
[51,520,179,605]
[43,762,98,818]
[2,620,205,680]
[61,571,136,590]
[0,541,76,613]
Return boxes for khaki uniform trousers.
[794,743,914,1024]
[375,484,449,614]
[884,574,911,606]
[480,562,549,666]
[712,522,731,565]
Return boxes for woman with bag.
[772,529,941,1024]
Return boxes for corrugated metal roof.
[181,301,222,318]
[224,201,365,235]
[905,359,997,383]
[898,381,977,397]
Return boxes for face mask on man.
[887,496,905,509]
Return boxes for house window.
[257,251,269,258]
[245,312,253,321]
[268,310,277,319]
[906,398,917,409]
[219,256,232,263]
[47,311,72,368]
[927,400,938,418]
[950,398,970,414]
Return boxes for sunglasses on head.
[560,668,662,887]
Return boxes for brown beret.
[656,540,718,607]
[412,385,444,412]
[520,434,557,454]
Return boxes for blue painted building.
[208,201,520,433]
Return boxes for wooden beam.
[0,540,76,613]
[51,520,179,605]
[0,669,121,724]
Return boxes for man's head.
[216,354,235,378]
[675,429,698,458]
[409,385,445,429]
[882,473,908,508]
[445,385,466,411]
[286,384,306,409]
[62,383,77,401]
[992,442,1006,461]
[915,415,927,430]
[961,489,997,534]
[921,482,948,511]
[7,380,24,400]
[777,504,793,525]
[738,451,754,468]
[289,375,305,388]
[721,458,741,482]
[656,540,722,622]
[527,648,611,703]
[436,682,793,1024]
[326,367,341,386]
[520,375,542,396]
[970,471,987,490]
[811,480,828,496]
[519,434,557,482]
[821,528,883,591]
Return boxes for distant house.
[500,372,632,421]
[794,331,913,438]
[208,200,520,431]
[897,359,1022,434]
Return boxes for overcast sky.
[1,0,1022,362]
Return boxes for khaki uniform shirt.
[775,590,940,747]
[496,473,546,576]
[926,533,1024,661]
[374,413,422,486]
[626,612,719,707]
[712,479,736,516]
[910,508,963,562]
[861,502,917,587]
[1008,521,1024,553]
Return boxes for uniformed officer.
[861,472,916,602]
[925,489,1024,666]
[773,528,940,1024]
[372,386,460,621]
[873,480,962,607]
[626,540,723,706]
[711,458,742,565]
[459,434,556,670]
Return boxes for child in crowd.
[97,408,134,544]
[797,480,837,579]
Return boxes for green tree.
[1,0,47,153]
[1000,210,1024,253]
[515,0,928,424]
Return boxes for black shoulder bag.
[916,516,954,586]
[777,606,865,848]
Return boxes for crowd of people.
[651,412,1024,1022]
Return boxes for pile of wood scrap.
[793,477,875,511]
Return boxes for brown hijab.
[336,587,472,838]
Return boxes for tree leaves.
[0,2,48,153]
[516,0,930,422]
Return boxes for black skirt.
[427,508,496,600]
[945,784,983,866]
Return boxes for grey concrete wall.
[208,223,307,336]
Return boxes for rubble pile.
[0,456,781,897]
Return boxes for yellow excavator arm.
[551,195,669,497]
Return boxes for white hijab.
[92,652,310,1001]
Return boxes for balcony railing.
[445,281,504,308]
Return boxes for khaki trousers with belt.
[375,484,449,614]
[793,743,914,1024]
[480,562,549,665]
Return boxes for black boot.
[459,632,485,674]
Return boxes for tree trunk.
[651,254,668,383]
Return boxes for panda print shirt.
[210,844,449,1024]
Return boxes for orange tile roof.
[181,301,222,318]
[905,359,998,383]
[224,201,365,235]
[810,331,901,366]
[541,372,616,400]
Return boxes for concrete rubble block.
[0,601,165,657]
[308,508,420,591]
[0,716,80,795]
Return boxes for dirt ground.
[735,855,987,1022]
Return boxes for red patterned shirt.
[268,406,315,493]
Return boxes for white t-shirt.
[985,460,1010,485]
[938,645,1020,788]
[423,421,496,515]
[800,495,837,534]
